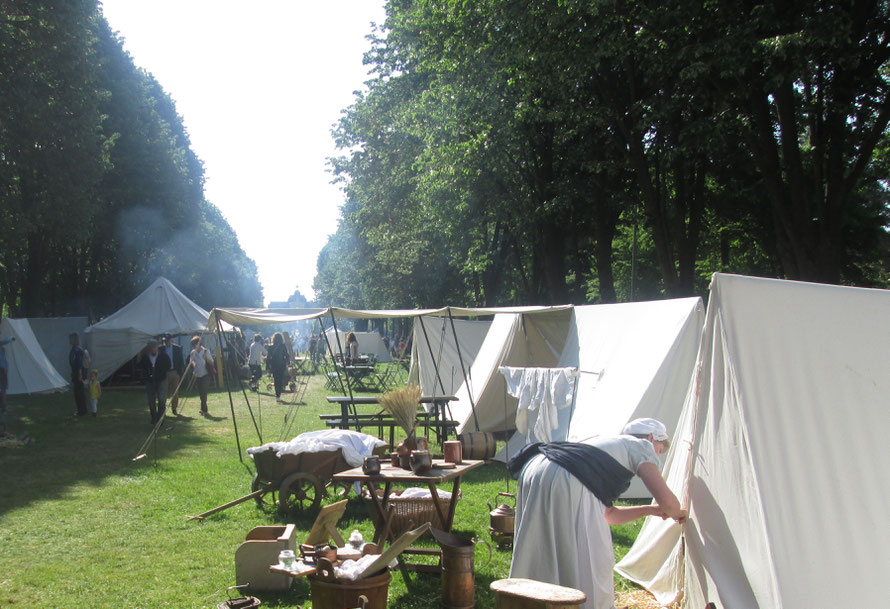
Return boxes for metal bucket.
[308,569,391,609]
[432,528,492,609]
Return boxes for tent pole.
[220,320,263,444]
[418,316,448,396]
[447,309,480,432]
[217,317,246,462]
[325,310,356,425]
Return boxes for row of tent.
[209,273,888,609]
[7,273,887,607]
[2,278,228,393]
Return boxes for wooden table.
[332,459,485,572]
[326,395,458,442]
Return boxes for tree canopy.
[318,0,890,308]
[0,1,263,318]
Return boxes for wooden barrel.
[308,569,391,609]
[458,432,496,460]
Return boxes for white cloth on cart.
[246,429,386,467]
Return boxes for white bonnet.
[622,418,669,442]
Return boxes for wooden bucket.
[458,432,496,460]
[308,569,391,609]
[433,529,480,609]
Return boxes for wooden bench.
[319,413,458,447]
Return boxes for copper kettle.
[488,492,516,534]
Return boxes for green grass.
[0,372,646,608]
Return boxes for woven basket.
[362,488,462,538]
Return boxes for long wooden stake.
[186,488,267,521]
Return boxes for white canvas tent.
[85,277,220,382]
[321,329,393,362]
[27,316,89,381]
[452,299,703,442]
[1,318,68,394]
[408,316,492,397]
[616,274,890,608]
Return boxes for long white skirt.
[509,454,616,609]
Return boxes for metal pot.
[488,492,516,534]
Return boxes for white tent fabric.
[27,316,89,382]
[85,277,220,382]
[616,274,890,608]
[1,318,68,395]
[408,316,492,397]
[490,298,703,498]
[208,305,572,327]
[321,329,393,362]
[455,299,702,440]
[452,309,573,433]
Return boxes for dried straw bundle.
[379,385,422,437]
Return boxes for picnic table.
[324,395,459,444]
[332,459,485,573]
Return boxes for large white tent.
[616,274,890,608]
[1,318,68,395]
[85,277,220,382]
[408,316,492,397]
[451,299,703,440]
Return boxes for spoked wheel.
[251,475,276,508]
[278,473,324,514]
[329,480,353,498]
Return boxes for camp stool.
[490,578,586,609]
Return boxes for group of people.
[138,334,215,423]
[62,332,221,424]
[247,332,290,402]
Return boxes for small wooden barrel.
[309,569,391,609]
[458,432,496,460]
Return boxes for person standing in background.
[0,330,16,431]
[162,334,184,415]
[267,332,290,403]
[140,339,171,424]
[69,333,88,417]
[188,336,215,415]
[247,334,266,391]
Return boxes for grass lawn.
[0,372,649,609]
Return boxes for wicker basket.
[362,488,462,538]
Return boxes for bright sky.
[100,1,386,305]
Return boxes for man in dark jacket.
[69,333,88,417]
[141,339,172,424]
[161,334,185,415]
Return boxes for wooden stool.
[490,578,586,609]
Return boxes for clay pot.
[410,450,432,475]
[362,456,381,475]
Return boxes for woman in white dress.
[509,418,687,609]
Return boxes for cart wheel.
[329,480,352,498]
[278,473,323,514]
[251,474,276,508]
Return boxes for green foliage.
[0,1,262,316]
[321,0,890,309]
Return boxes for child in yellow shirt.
[88,369,101,417]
